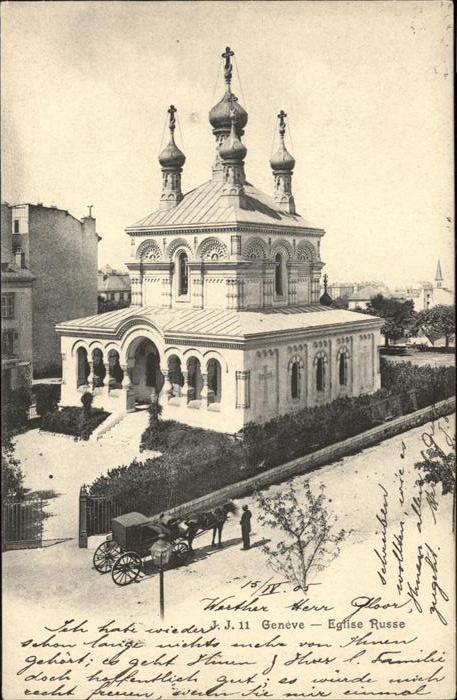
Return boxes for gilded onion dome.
[209,46,248,136]
[158,105,186,170]
[270,110,295,172]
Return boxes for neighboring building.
[98,265,131,311]
[10,203,100,376]
[347,284,391,310]
[394,261,454,312]
[1,202,35,393]
[57,48,383,433]
[324,282,356,299]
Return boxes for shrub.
[34,384,61,417]
[5,386,32,432]
[41,406,109,440]
[88,357,455,516]
[380,358,455,409]
[2,434,28,501]
[90,424,246,515]
[140,401,163,451]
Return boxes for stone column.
[87,361,94,389]
[104,362,110,394]
[181,371,189,405]
[160,369,173,405]
[200,373,209,406]
[121,364,136,412]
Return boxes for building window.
[339,352,348,386]
[1,293,15,319]
[2,330,15,356]
[275,253,283,296]
[316,357,325,391]
[13,219,19,233]
[178,251,188,296]
[291,361,299,399]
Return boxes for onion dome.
[158,105,186,170]
[270,110,295,171]
[320,274,333,306]
[219,111,247,162]
[209,46,248,135]
[209,91,248,135]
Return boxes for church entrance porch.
[127,337,164,405]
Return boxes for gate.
[79,486,135,548]
[2,499,44,550]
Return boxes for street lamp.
[150,534,173,619]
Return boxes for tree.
[414,305,455,349]
[415,445,456,530]
[255,482,347,592]
[331,295,349,310]
[364,294,416,346]
[2,434,28,501]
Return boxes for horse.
[184,501,237,550]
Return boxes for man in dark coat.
[240,504,252,550]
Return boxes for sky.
[1,1,453,288]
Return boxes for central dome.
[209,91,248,135]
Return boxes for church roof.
[57,304,381,342]
[127,180,321,232]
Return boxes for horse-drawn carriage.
[93,502,236,586]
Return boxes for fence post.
[79,485,89,549]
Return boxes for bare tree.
[256,481,347,592]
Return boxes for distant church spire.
[270,110,296,214]
[435,259,443,288]
[158,105,186,211]
[209,47,248,179]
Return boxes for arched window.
[178,251,188,296]
[339,352,348,386]
[207,358,222,403]
[275,253,283,296]
[291,361,299,399]
[316,357,325,392]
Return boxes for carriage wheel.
[93,540,121,573]
[111,552,142,586]
[173,540,191,565]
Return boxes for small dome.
[320,291,333,307]
[158,135,185,169]
[270,143,295,172]
[219,122,247,162]
[209,91,248,135]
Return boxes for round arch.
[203,349,229,374]
[196,237,229,261]
[271,239,293,261]
[136,240,162,262]
[242,237,268,260]
[165,237,193,260]
[295,241,316,263]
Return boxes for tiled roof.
[97,271,131,293]
[127,180,321,232]
[348,285,390,301]
[57,305,381,340]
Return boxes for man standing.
[240,504,252,550]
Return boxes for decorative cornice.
[126,222,325,238]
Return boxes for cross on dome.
[167,104,177,132]
[222,46,234,86]
[277,110,287,137]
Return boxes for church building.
[57,48,383,433]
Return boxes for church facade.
[57,48,383,433]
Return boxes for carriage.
[92,511,191,586]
